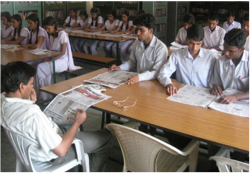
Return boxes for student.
[175,13,195,45]
[210,29,249,103]
[109,13,168,84]
[111,11,136,63]
[71,10,89,52]
[98,10,119,58]
[23,13,50,50]
[62,8,78,28]
[1,12,14,39]
[242,14,249,51]
[1,14,29,45]
[223,10,241,33]
[157,23,218,150]
[82,7,104,55]
[203,13,226,51]
[1,61,114,172]
[36,16,80,101]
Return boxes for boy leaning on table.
[209,28,249,104]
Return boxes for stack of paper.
[170,41,188,50]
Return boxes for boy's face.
[243,20,249,33]
[21,77,34,100]
[184,22,192,31]
[136,25,153,43]
[208,19,219,31]
[227,16,235,25]
[223,42,244,60]
[187,38,204,55]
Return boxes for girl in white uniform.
[36,16,80,101]
[1,12,14,39]
[111,11,135,63]
[98,10,119,58]
[71,10,89,52]
[83,8,104,55]
[1,14,29,45]
[62,8,78,28]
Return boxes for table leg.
[116,42,121,65]
[52,56,56,83]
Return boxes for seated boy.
[243,14,249,51]
[1,61,113,172]
[210,29,249,103]
[203,13,226,51]
[223,10,241,33]
[108,13,168,84]
[175,13,195,45]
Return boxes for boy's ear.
[19,82,25,93]
[149,28,153,34]
[239,47,245,52]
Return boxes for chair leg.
[82,153,90,172]
[66,72,70,80]
[106,113,111,124]
[101,112,106,129]
[15,156,23,172]
[188,144,199,172]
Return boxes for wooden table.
[40,68,249,152]
[1,47,61,83]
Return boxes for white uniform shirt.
[88,16,103,30]
[204,26,226,50]
[244,36,249,51]
[105,19,119,30]
[157,48,218,88]
[76,17,89,27]
[210,50,249,92]
[223,21,242,33]
[118,20,133,31]
[175,27,187,44]
[65,16,78,27]
[28,26,50,50]
[11,27,29,45]
[1,25,14,39]
[49,31,69,61]
[1,94,63,162]
[119,35,168,81]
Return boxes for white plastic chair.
[3,128,90,172]
[209,148,249,172]
[106,123,200,172]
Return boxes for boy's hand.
[126,75,139,85]
[219,95,237,104]
[30,88,37,103]
[166,83,177,96]
[108,64,120,72]
[75,109,87,125]
[210,84,223,96]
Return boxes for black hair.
[1,61,36,94]
[138,10,146,16]
[107,10,116,19]
[183,13,195,25]
[11,14,22,39]
[187,23,204,41]
[1,11,11,22]
[121,11,130,31]
[243,13,249,21]
[79,9,88,18]
[26,13,39,44]
[133,13,156,30]
[43,16,59,37]
[66,8,77,27]
[226,10,235,18]
[208,13,219,21]
[90,7,100,27]
[224,29,246,48]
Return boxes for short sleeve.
[38,28,46,37]
[88,17,92,24]
[11,29,14,36]
[77,18,81,23]
[115,19,119,26]
[20,27,29,37]
[65,16,70,23]
[98,16,103,24]
[59,31,68,44]
[118,21,123,26]
[128,21,133,27]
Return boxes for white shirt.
[210,50,249,92]
[88,16,103,30]
[76,17,89,27]
[1,25,14,39]
[1,94,63,162]
[49,31,69,61]
[118,20,133,31]
[204,26,226,50]
[65,16,78,27]
[28,26,50,50]
[11,27,29,45]
[119,35,168,81]
[175,27,187,44]
[157,48,218,88]
[244,36,249,51]
[223,21,242,33]
[105,19,119,30]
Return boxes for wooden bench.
[72,52,116,67]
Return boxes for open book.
[84,71,138,89]
[44,84,111,125]
[167,85,249,117]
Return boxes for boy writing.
[223,10,241,33]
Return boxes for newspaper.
[1,44,20,49]
[26,48,53,55]
[84,71,138,89]
[170,41,188,49]
[44,84,111,125]
[209,48,222,57]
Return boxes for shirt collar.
[227,50,248,65]
[226,21,235,27]
[139,35,157,49]
[185,47,204,59]
[2,93,33,105]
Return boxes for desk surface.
[1,48,61,65]
[41,68,249,152]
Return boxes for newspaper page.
[26,48,53,55]
[44,84,111,125]
[170,41,188,50]
[1,44,20,49]
[208,88,249,117]
[84,71,138,89]
[167,85,217,108]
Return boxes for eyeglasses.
[113,97,137,111]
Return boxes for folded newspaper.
[167,85,249,117]
[44,84,111,125]
[84,71,138,89]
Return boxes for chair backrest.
[106,124,187,172]
[3,128,39,171]
[210,156,249,172]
